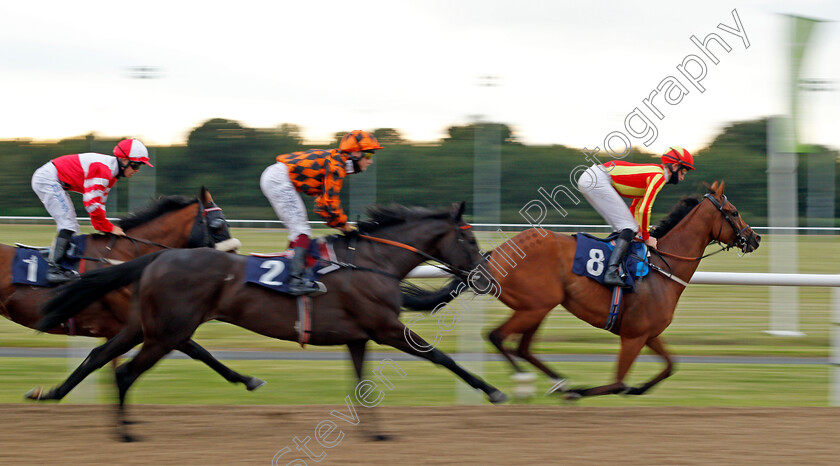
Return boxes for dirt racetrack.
[1,404,838,465]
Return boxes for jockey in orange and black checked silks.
[259,130,382,295]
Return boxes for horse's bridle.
[188,201,231,248]
[702,193,755,252]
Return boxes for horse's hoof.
[622,386,643,396]
[545,378,569,396]
[24,387,43,401]
[561,390,582,402]
[488,390,509,404]
[245,377,267,391]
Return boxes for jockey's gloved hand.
[340,224,358,235]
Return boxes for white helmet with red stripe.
[113,139,154,167]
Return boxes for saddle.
[571,233,650,292]
[244,237,339,295]
[12,237,87,287]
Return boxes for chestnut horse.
[38,202,507,441]
[0,187,264,400]
[404,182,761,399]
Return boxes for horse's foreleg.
[25,327,142,402]
[176,340,265,391]
[564,334,647,400]
[624,336,675,396]
[378,326,508,404]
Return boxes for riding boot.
[286,247,325,296]
[603,229,634,288]
[47,229,80,284]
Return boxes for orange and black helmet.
[661,146,694,170]
[338,130,384,153]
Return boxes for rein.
[359,224,474,277]
[79,202,226,265]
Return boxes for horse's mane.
[650,196,701,239]
[117,196,198,230]
[358,204,451,233]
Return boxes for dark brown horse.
[38,202,507,441]
[403,181,761,399]
[1,187,264,400]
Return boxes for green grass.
[0,357,830,406]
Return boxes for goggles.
[361,150,375,159]
[128,161,144,170]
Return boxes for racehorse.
[0,187,264,400]
[403,181,761,399]
[38,202,507,441]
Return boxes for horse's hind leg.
[624,336,675,396]
[25,326,142,402]
[346,339,389,441]
[377,325,507,404]
[114,341,172,442]
[176,339,266,391]
[515,324,568,393]
[487,309,553,376]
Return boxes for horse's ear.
[200,186,213,205]
[708,181,718,194]
[718,180,725,195]
[451,201,466,221]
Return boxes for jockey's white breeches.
[576,164,639,234]
[260,162,311,242]
[31,162,80,233]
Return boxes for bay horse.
[0,186,264,400]
[38,202,507,441]
[403,181,761,399]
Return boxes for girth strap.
[295,296,312,347]
[603,287,623,332]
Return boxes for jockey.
[577,146,694,288]
[260,130,382,296]
[31,139,153,283]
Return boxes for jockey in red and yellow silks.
[576,146,695,288]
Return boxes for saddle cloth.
[571,233,649,292]
[12,236,87,287]
[245,237,339,294]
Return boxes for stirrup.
[287,277,326,296]
[47,267,79,284]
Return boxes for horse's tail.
[36,249,168,332]
[400,278,464,311]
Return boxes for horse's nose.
[755,234,761,244]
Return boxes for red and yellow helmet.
[114,139,154,167]
[661,146,694,170]
[338,130,384,153]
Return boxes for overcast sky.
[1,0,838,153]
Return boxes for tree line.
[0,118,836,227]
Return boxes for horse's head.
[703,181,760,253]
[437,201,484,280]
[198,186,241,253]
[360,202,483,280]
